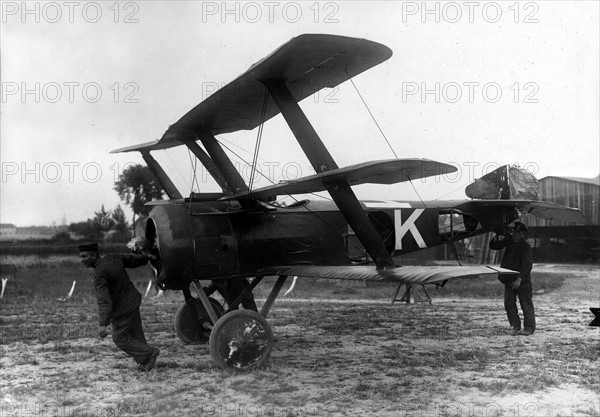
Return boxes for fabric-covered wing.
[258,265,516,285]
[110,139,184,154]
[111,34,392,154]
[456,200,588,224]
[165,34,392,137]
[221,159,456,200]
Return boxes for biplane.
[112,34,586,371]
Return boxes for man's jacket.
[489,236,533,284]
[93,254,148,326]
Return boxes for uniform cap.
[512,222,529,233]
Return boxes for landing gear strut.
[175,294,224,344]
[178,276,288,371]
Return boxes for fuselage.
[145,198,517,290]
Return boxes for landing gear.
[209,310,274,371]
[178,276,287,371]
[174,297,224,344]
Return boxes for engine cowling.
[146,203,238,290]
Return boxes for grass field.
[1,263,599,416]
[1,261,566,300]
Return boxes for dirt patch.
[1,264,599,416]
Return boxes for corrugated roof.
[540,176,600,186]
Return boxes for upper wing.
[221,159,457,200]
[258,265,515,285]
[111,138,184,154]
[168,34,392,136]
[111,34,392,154]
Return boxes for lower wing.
[258,265,515,285]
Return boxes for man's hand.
[98,325,109,338]
[493,226,509,236]
[511,278,522,290]
[491,232,505,243]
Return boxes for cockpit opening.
[438,210,480,242]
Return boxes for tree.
[111,204,129,233]
[93,205,115,231]
[114,164,165,223]
[52,231,72,243]
[107,204,131,243]
[68,205,132,243]
[68,221,103,241]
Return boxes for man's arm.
[511,242,533,290]
[94,271,113,327]
[489,234,508,250]
[120,254,149,269]
[519,243,533,278]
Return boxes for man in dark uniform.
[78,243,160,371]
[489,222,535,336]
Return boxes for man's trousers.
[111,308,154,364]
[504,278,536,331]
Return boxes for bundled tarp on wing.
[465,165,538,200]
[508,166,539,200]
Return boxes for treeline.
[5,164,165,245]
[0,241,131,256]
[62,204,131,243]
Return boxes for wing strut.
[140,151,183,200]
[183,140,231,193]
[194,130,249,194]
[262,79,395,269]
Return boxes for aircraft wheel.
[209,310,274,372]
[174,297,224,344]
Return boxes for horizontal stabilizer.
[221,159,456,200]
[457,200,588,224]
[521,201,588,223]
[259,265,515,285]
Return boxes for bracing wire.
[434,183,468,201]
[187,149,199,192]
[407,177,426,207]
[249,89,270,192]
[347,71,428,206]
[216,139,271,184]
[215,137,367,252]
[162,149,189,193]
[218,135,332,201]
[346,71,398,159]
[216,137,332,201]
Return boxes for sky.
[1,0,599,227]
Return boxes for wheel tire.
[209,310,274,372]
[174,297,224,344]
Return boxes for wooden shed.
[526,176,599,226]
[523,176,600,263]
